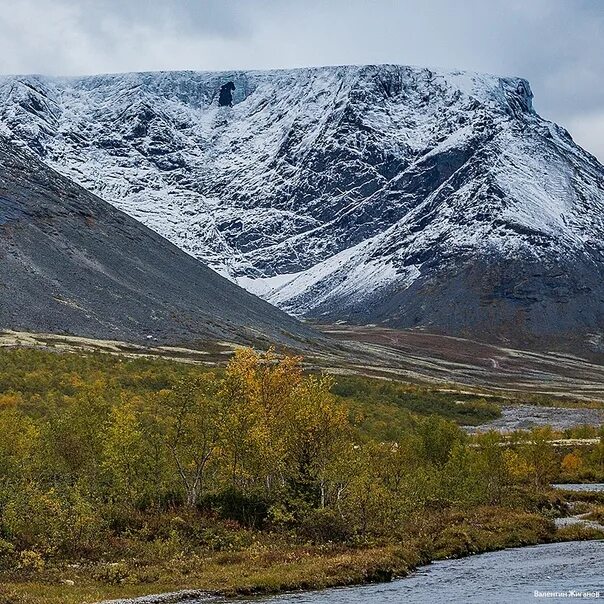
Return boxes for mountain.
[0,137,317,347]
[1,65,604,353]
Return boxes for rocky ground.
[468,404,604,433]
[316,325,604,400]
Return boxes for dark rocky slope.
[0,138,317,347]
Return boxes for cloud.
[564,112,604,164]
[0,0,601,160]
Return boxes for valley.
[1,62,604,604]
[316,325,604,399]
[0,342,602,604]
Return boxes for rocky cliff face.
[0,138,317,347]
[1,65,603,352]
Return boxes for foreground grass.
[4,506,602,604]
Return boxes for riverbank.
[231,540,604,604]
[2,506,602,604]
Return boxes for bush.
[0,538,16,570]
[204,488,270,529]
[433,526,478,558]
[297,508,354,543]
[94,562,130,585]
[17,550,44,574]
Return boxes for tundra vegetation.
[0,347,602,603]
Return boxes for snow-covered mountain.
[1,65,604,352]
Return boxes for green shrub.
[0,538,16,570]
[297,507,354,543]
[17,550,44,574]
[204,488,270,530]
[94,562,130,585]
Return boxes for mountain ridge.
[1,64,603,354]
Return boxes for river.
[468,404,604,433]
[218,540,603,604]
[552,483,604,492]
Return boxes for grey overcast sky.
[0,0,602,160]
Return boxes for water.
[468,404,604,433]
[225,541,604,604]
[552,483,604,492]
